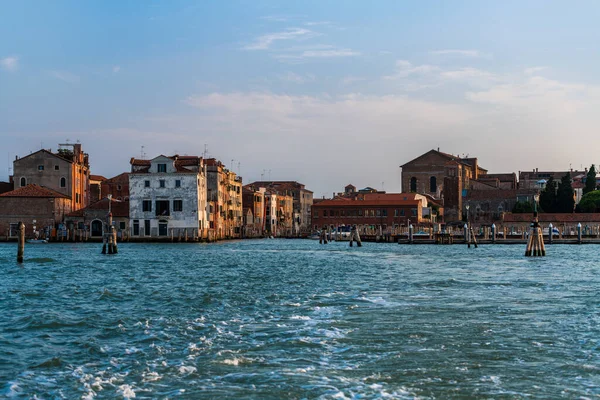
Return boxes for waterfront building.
[242,185,265,237]
[65,197,129,239]
[247,181,313,235]
[0,184,71,239]
[264,190,279,236]
[311,192,431,234]
[129,155,208,239]
[205,159,242,240]
[12,143,90,211]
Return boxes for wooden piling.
[17,221,25,263]
[319,226,328,244]
[349,225,362,247]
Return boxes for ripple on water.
[1,241,600,398]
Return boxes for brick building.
[0,184,71,239]
[311,193,430,234]
[13,143,90,211]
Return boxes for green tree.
[539,177,557,213]
[583,164,597,195]
[512,201,534,213]
[578,190,600,212]
[556,172,575,213]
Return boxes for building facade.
[13,143,90,211]
[0,184,71,239]
[129,155,208,239]
[311,193,430,233]
[247,181,313,235]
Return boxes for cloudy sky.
[2,0,600,197]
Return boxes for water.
[1,240,599,399]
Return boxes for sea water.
[1,240,599,398]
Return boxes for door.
[158,222,168,236]
[91,220,103,237]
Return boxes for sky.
[2,0,600,197]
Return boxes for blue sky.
[2,0,600,196]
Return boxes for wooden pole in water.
[17,221,25,263]
[525,195,545,257]
[112,226,118,254]
[349,225,362,247]
[319,225,328,244]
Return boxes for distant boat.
[26,239,49,244]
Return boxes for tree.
[539,177,557,213]
[583,164,597,195]
[512,201,533,213]
[556,172,575,213]
[578,190,600,212]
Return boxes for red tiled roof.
[67,198,129,218]
[90,174,107,182]
[313,198,421,207]
[0,184,69,198]
[104,172,129,183]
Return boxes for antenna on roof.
[141,145,146,159]
[203,144,208,159]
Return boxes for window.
[157,163,167,173]
[358,209,363,216]
[400,209,405,216]
[144,180,150,188]
[313,211,319,218]
[144,220,151,236]
[133,220,140,236]
[382,209,388,217]
[323,210,328,217]
[173,199,183,212]
[411,208,417,217]
[38,165,44,171]
[20,177,26,187]
[175,180,181,188]
[54,165,60,171]
[60,177,66,188]
[394,209,399,217]
[143,200,152,212]
[376,210,381,217]
[410,177,417,192]
[159,180,165,188]
[117,185,122,191]
[155,200,170,216]
[430,176,437,193]
[119,221,126,230]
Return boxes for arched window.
[60,177,66,188]
[410,177,417,192]
[20,177,26,187]
[429,176,437,193]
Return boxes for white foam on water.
[290,315,311,321]
[118,384,136,398]
[142,371,161,382]
[178,365,197,375]
[125,347,141,354]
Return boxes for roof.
[104,172,130,184]
[313,196,421,207]
[14,149,75,165]
[467,189,518,201]
[485,173,516,182]
[67,198,129,218]
[248,181,313,194]
[130,155,204,174]
[0,184,69,199]
[90,175,107,182]
[400,149,486,171]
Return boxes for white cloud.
[524,66,548,75]
[49,70,80,84]
[430,49,490,58]
[243,28,316,50]
[113,65,121,73]
[341,76,365,85]
[1,56,19,72]
[278,72,316,84]
[304,21,332,26]
[260,15,289,22]
[384,60,440,79]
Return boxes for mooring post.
[408,224,413,244]
[17,221,25,263]
[349,224,362,247]
[112,226,118,254]
[525,194,545,256]
[577,222,582,244]
[491,224,496,244]
[548,223,553,245]
[464,223,469,247]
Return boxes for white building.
[264,191,278,236]
[129,155,208,239]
